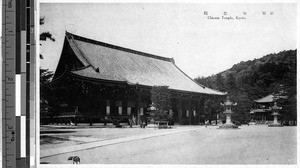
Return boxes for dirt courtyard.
[39,125,297,165]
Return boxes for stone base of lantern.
[218,123,239,129]
[248,121,256,125]
[268,123,283,127]
[268,115,283,127]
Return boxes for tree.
[226,73,236,93]
[40,69,59,119]
[150,86,172,124]
[40,17,55,59]
[40,17,56,123]
[231,93,252,124]
[195,50,296,124]
[204,97,223,124]
[215,74,225,91]
[194,76,213,88]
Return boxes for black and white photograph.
[38,1,297,165]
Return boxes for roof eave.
[69,71,226,96]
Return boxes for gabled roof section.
[58,31,226,95]
[254,94,275,103]
[250,109,271,113]
[254,94,288,103]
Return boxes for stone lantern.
[248,109,256,125]
[268,102,283,127]
[219,95,238,129]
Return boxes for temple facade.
[45,32,226,126]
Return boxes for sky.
[39,3,297,78]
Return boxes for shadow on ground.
[40,162,50,164]
[40,135,70,145]
[40,130,76,134]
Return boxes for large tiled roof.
[60,32,226,95]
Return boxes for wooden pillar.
[196,97,200,124]
[201,97,205,123]
[189,99,192,125]
[112,88,117,117]
[136,90,141,125]
[123,98,127,116]
[178,97,182,125]
[74,106,78,126]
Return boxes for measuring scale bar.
[16,0,28,166]
[15,74,26,159]
[3,0,17,167]
[2,0,34,167]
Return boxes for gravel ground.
[40,125,194,150]
[40,125,297,164]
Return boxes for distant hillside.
[195,49,297,122]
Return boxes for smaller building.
[250,93,287,124]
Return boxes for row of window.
[105,106,176,116]
[106,106,143,116]
[105,101,197,117]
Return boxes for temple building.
[250,93,287,124]
[47,31,226,126]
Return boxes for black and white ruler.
[2,0,35,167]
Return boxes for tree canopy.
[40,17,57,121]
[150,86,173,122]
[195,49,297,123]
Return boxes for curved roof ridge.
[66,31,173,62]
[66,33,100,72]
[254,93,287,103]
[254,93,278,104]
